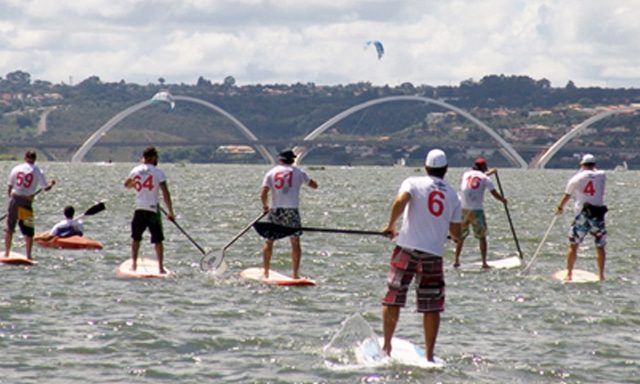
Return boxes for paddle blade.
[84,202,106,216]
[252,222,298,240]
[200,251,227,275]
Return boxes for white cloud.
[1,0,640,87]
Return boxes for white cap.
[425,149,448,168]
[580,154,596,165]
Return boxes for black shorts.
[131,209,164,243]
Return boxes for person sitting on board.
[34,205,84,241]
[381,149,461,363]
[452,158,507,269]
[4,150,56,260]
[555,154,607,281]
[260,149,318,279]
[124,146,175,274]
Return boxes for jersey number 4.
[583,180,596,196]
[133,175,154,192]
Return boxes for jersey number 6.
[427,190,445,217]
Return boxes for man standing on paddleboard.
[124,146,175,274]
[453,158,507,269]
[260,149,318,279]
[556,154,607,281]
[381,149,461,363]
[4,150,56,260]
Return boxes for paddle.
[520,214,559,275]
[253,222,385,240]
[200,212,268,273]
[494,171,524,260]
[0,188,45,222]
[76,201,106,220]
[159,206,208,256]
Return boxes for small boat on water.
[35,236,103,250]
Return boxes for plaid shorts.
[382,246,445,313]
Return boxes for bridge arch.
[71,93,275,164]
[293,95,527,168]
[533,106,639,169]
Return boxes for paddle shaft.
[494,171,524,260]
[297,226,384,236]
[202,212,267,272]
[521,214,559,275]
[223,212,268,252]
[159,206,207,256]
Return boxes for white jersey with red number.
[8,162,48,196]
[128,163,167,212]
[458,169,495,210]
[396,176,462,256]
[565,169,606,214]
[262,165,311,208]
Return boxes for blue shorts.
[569,210,606,247]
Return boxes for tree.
[224,75,236,87]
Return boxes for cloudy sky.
[1,0,639,88]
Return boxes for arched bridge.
[71,93,275,164]
[293,95,529,168]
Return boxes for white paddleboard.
[552,269,600,283]
[355,337,444,369]
[457,256,522,271]
[116,258,171,278]
[240,267,316,286]
[0,251,37,266]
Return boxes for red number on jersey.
[133,175,154,192]
[274,171,293,189]
[583,180,595,196]
[427,190,445,217]
[16,172,34,188]
[466,176,481,189]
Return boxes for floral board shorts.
[460,209,487,239]
[569,210,607,247]
[267,208,302,239]
[382,246,445,313]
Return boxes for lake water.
[0,162,638,383]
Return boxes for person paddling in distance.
[34,205,83,241]
[124,146,175,274]
[556,154,607,281]
[453,158,507,269]
[381,149,461,363]
[260,149,318,279]
[4,150,56,260]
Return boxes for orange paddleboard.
[0,252,37,266]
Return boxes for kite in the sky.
[366,40,384,59]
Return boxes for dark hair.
[278,150,296,165]
[25,150,37,160]
[63,206,75,219]
[143,146,158,160]
[426,165,447,178]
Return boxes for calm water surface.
[0,162,638,383]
